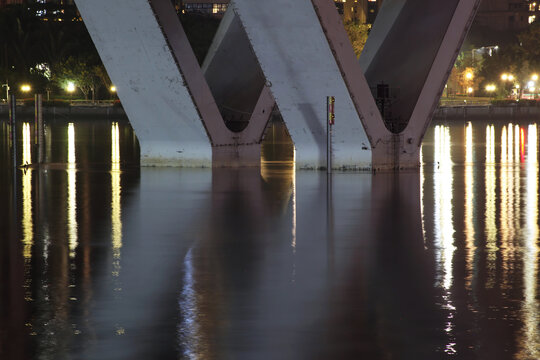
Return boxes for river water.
[0,115,539,359]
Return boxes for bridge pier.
[314,0,481,170]
[233,0,372,170]
[76,0,274,167]
[76,0,479,170]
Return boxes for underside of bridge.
[74,0,480,170]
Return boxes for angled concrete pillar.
[75,0,273,167]
[75,0,211,166]
[76,0,479,171]
[232,0,372,170]
[313,0,481,170]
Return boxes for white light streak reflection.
[464,122,475,289]
[485,125,497,289]
[433,125,456,355]
[517,124,540,359]
[178,248,202,360]
[500,123,519,289]
[22,123,33,260]
[502,126,507,164]
[67,123,78,258]
[515,124,520,163]
[21,123,33,302]
[508,123,514,163]
[22,122,32,166]
[111,122,122,279]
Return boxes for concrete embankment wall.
[0,104,127,119]
[434,105,540,119]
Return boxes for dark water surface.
[0,116,539,359]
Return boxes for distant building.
[334,0,383,24]
[179,0,228,17]
[0,0,73,6]
[177,0,382,22]
[0,0,24,7]
[476,0,538,32]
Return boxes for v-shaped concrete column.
[76,0,479,171]
[313,0,481,170]
[232,0,373,169]
[75,0,274,167]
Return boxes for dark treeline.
[0,3,109,101]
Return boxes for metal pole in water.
[9,94,16,169]
[327,96,335,173]
[35,94,44,164]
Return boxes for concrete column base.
[212,144,261,167]
[371,134,421,171]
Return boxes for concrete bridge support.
[76,0,479,170]
[232,0,372,169]
[313,0,481,170]
[75,0,211,166]
[75,0,274,167]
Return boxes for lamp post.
[20,84,31,94]
[1,82,9,102]
[110,85,116,101]
[529,75,538,99]
[501,73,515,98]
[66,82,76,104]
[486,84,496,101]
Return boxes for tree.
[517,21,540,70]
[53,56,105,101]
[344,21,370,58]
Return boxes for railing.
[0,99,118,106]
[439,99,491,107]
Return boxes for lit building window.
[529,15,536,24]
[213,3,227,14]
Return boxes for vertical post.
[327,96,335,173]
[35,94,44,164]
[9,94,16,169]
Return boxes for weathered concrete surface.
[233,0,372,170]
[75,0,212,167]
[362,0,461,126]
[77,0,274,167]
[76,0,479,171]
[151,0,275,165]
[202,9,271,132]
[316,0,480,170]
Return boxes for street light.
[20,84,31,93]
[66,82,76,93]
[66,81,76,103]
[486,84,496,100]
[110,85,116,93]
[465,72,473,80]
[532,74,539,81]
[1,83,9,102]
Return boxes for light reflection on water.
[464,122,475,290]
[432,125,456,355]
[67,123,77,259]
[0,118,539,359]
[111,122,122,277]
[520,124,540,359]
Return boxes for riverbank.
[434,105,540,119]
[3,102,540,121]
[0,103,126,118]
